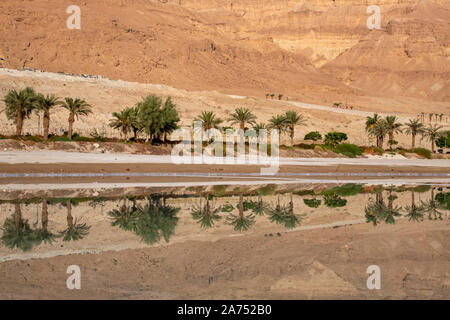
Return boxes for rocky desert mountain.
[0,0,449,104]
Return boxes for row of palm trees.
[1,87,92,139]
[417,112,447,123]
[365,114,445,152]
[193,108,307,146]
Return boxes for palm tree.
[267,195,303,229]
[365,192,401,225]
[385,116,402,150]
[268,114,288,135]
[194,111,223,132]
[367,119,389,148]
[228,107,257,131]
[60,98,92,139]
[2,87,37,136]
[35,94,61,140]
[108,203,141,231]
[285,110,307,146]
[252,123,267,136]
[248,196,269,216]
[1,203,37,251]
[226,193,255,232]
[422,124,443,154]
[404,119,425,150]
[58,200,91,241]
[34,199,58,245]
[191,195,222,229]
[109,107,134,141]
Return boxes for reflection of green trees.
[435,192,449,211]
[365,193,401,225]
[422,188,444,220]
[1,203,37,251]
[244,196,269,216]
[303,198,321,208]
[58,200,91,241]
[108,196,179,245]
[267,195,305,229]
[323,194,347,208]
[191,195,221,229]
[226,193,255,232]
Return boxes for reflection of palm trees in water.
[1,203,36,251]
[58,199,91,241]
[226,193,255,232]
[191,194,221,229]
[365,191,402,225]
[404,191,425,222]
[267,194,305,229]
[421,187,444,220]
[34,199,58,245]
[108,195,180,245]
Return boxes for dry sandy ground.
[0,219,448,299]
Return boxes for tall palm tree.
[194,111,223,131]
[268,114,288,135]
[36,94,62,140]
[58,200,91,241]
[191,195,222,229]
[404,191,424,222]
[226,193,255,232]
[109,107,134,141]
[422,124,443,154]
[228,107,257,131]
[367,119,389,148]
[404,119,425,150]
[60,98,92,139]
[385,116,402,150]
[2,87,37,136]
[285,110,307,146]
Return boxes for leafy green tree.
[109,107,134,141]
[108,204,141,231]
[285,110,307,146]
[58,200,91,241]
[252,123,267,136]
[60,98,92,139]
[365,193,401,225]
[36,94,62,140]
[228,107,257,131]
[422,124,443,153]
[244,196,269,216]
[304,131,322,142]
[303,198,321,208]
[436,131,450,148]
[191,196,222,229]
[324,132,348,147]
[137,95,180,143]
[2,87,37,136]
[267,195,304,229]
[366,115,389,148]
[404,119,425,150]
[324,193,347,208]
[278,94,283,100]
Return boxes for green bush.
[436,131,450,148]
[304,131,322,142]
[323,194,347,208]
[334,143,363,158]
[324,132,348,147]
[293,143,315,150]
[413,148,431,159]
[373,147,384,155]
[303,198,322,208]
[321,184,363,197]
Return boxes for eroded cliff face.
[0,0,448,102]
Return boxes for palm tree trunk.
[431,141,435,153]
[68,113,75,139]
[290,126,294,146]
[43,110,50,140]
[66,200,73,228]
[239,193,244,218]
[411,191,415,209]
[411,134,415,150]
[16,111,24,136]
[240,122,245,131]
[122,127,127,142]
[389,132,394,150]
[14,203,22,229]
[42,199,48,231]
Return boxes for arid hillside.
[0,0,448,103]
